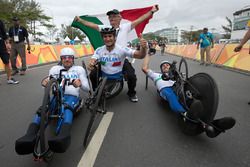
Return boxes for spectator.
[0,19,19,84]
[8,17,30,75]
[197,28,214,65]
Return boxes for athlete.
[88,27,147,100]
[142,54,236,138]
[15,47,90,154]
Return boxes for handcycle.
[146,57,223,136]
[81,60,124,147]
[32,69,82,161]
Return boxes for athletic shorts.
[0,40,9,64]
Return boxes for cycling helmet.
[60,47,75,58]
[100,26,116,36]
[160,60,171,70]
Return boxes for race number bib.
[14,35,19,42]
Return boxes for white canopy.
[64,36,71,42]
[74,36,81,41]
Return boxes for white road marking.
[131,58,136,64]
[77,112,114,167]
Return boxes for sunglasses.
[61,55,74,60]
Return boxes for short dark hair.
[203,27,208,31]
[106,9,120,16]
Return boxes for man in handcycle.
[88,27,147,98]
[15,47,90,154]
[142,54,236,138]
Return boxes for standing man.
[197,28,214,65]
[8,17,30,75]
[74,5,159,102]
[0,19,19,84]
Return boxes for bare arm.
[133,36,147,59]
[142,54,152,74]
[131,5,159,29]
[234,29,250,52]
[74,16,99,31]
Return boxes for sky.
[35,0,250,34]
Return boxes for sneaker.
[206,117,236,138]
[20,71,25,75]
[15,123,39,155]
[7,78,19,84]
[11,70,19,76]
[129,95,138,103]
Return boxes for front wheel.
[178,58,188,80]
[83,77,108,147]
[34,78,59,159]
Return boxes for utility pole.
[190,25,194,44]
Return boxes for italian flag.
[71,6,153,50]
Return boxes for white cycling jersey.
[91,44,135,75]
[49,65,90,97]
[147,69,175,91]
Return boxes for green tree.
[0,0,52,38]
[221,16,232,39]
[60,24,86,41]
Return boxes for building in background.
[231,5,250,40]
[158,27,180,44]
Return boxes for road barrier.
[162,44,250,72]
[0,44,94,71]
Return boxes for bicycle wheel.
[83,77,108,147]
[105,80,124,99]
[34,78,58,160]
[178,73,219,136]
[178,58,188,80]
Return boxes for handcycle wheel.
[178,57,188,80]
[105,80,124,99]
[34,78,59,160]
[178,73,219,136]
[83,77,108,147]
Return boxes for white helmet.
[60,47,75,57]
[160,60,171,69]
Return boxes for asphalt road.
[0,52,249,167]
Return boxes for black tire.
[34,78,58,159]
[178,58,188,80]
[105,80,124,99]
[83,77,108,147]
[178,73,219,136]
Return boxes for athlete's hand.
[234,45,243,52]
[74,16,80,22]
[41,77,49,87]
[152,5,159,13]
[88,58,97,71]
[73,79,82,88]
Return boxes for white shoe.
[7,78,19,84]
